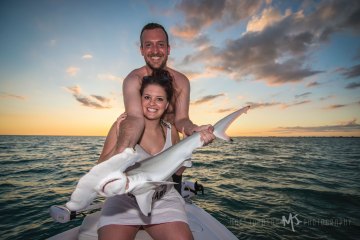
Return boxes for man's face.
[140,28,170,70]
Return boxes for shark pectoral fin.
[135,190,156,216]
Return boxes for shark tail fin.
[213,106,250,141]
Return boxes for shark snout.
[102,178,126,196]
[96,172,128,197]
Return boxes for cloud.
[171,0,227,40]
[219,0,264,28]
[245,101,281,109]
[180,11,324,85]
[340,64,360,79]
[172,0,263,40]
[82,54,93,60]
[181,69,217,81]
[319,95,335,101]
[65,85,111,109]
[324,104,348,109]
[178,0,360,85]
[282,100,311,108]
[323,101,359,109]
[272,119,360,134]
[193,35,212,49]
[246,7,290,32]
[295,92,311,99]
[217,108,237,113]
[66,66,80,77]
[0,92,26,100]
[66,85,81,94]
[345,82,360,89]
[307,81,320,87]
[192,93,225,105]
[245,100,311,109]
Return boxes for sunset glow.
[1,0,359,137]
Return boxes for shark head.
[95,171,128,197]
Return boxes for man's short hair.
[140,23,169,47]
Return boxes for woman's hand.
[115,112,127,136]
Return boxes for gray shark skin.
[66,106,250,216]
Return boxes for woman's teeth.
[147,108,157,112]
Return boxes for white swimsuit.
[98,121,189,228]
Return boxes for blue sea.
[0,136,359,240]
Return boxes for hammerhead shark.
[66,106,250,216]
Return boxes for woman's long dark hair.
[140,69,174,102]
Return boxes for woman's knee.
[144,222,193,240]
[98,224,139,240]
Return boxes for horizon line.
[0,134,359,138]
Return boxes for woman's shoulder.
[161,119,172,129]
[161,119,180,144]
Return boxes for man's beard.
[145,55,167,70]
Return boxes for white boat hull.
[48,201,238,240]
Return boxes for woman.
[97,70,193,240]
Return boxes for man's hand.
[195,124,215,145]
[184,124,215,145]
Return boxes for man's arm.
[97,73,145,163]
[173,72,215,144]
[115,73,145,153]
[173,73,196,135]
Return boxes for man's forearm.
[116,115,145,152]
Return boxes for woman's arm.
[97,113,127,163]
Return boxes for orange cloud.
[66,66,80,76]
[246,7,292,32]
[65,85,111,109]
[82,54,93,60]
[0,92,26,100]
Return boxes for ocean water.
[0,136,359,240]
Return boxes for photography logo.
[229,212,351,232]
[281,213,302,232]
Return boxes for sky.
[0,0,360,137]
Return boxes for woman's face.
[141,84,169,120]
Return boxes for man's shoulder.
[128,66,148,77]
[166,67,189,84]
[124,67,147,83]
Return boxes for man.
[98,23,215,164]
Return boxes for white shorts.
[98,185,188,229]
